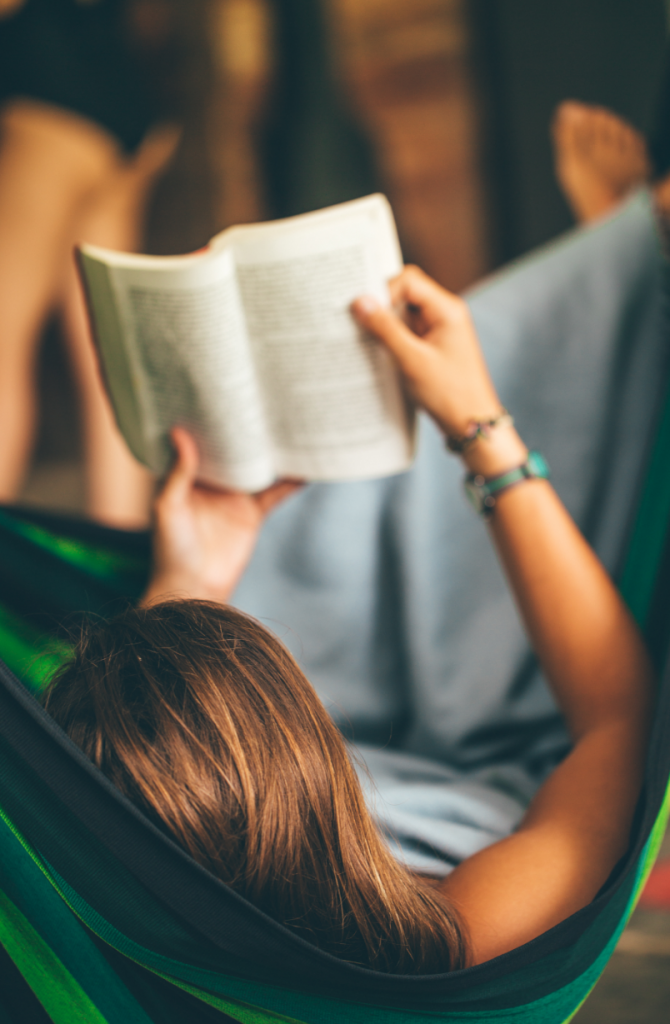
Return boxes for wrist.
[464,450,550,516]
[460,425,529,477]
[140,570,234,608]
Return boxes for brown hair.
[42,600,466,973]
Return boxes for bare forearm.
[353,272,653,742]
[468,430,654,741]
[354,267,655,961]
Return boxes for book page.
[81,247,275,491]
[224,195,415,481]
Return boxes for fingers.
[352,266,469,368]
[351,293,428,374]
[159,427,199,506]
[255,480,304,516]
[390,265,465,322]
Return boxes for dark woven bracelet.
[445,409,514,453]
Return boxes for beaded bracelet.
[445,409,514,454]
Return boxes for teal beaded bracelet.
[464,451,550,516]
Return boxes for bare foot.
[552,101,651,223]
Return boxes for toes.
[584,108,619,148]
[551,100,650,223]
[589,110,650,176]
[553,100,592,126]
[553,101,648,169]
[552,101,589,144]
[592,108,643,153]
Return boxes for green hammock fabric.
[0,777,668,1024]
[620,376,670,632]
[0,506,149,692]
[1,376,670,1023]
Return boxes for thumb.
[255,480,304,517]
[351,295,426,376]
[160,427,199,505]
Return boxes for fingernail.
[353,295,380,315]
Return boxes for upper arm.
[438,720,647,965]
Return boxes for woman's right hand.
[141,427,301,607]
[352,266,527,475]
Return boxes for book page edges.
[273,421,417,483]
[79,194,400,273]
[76,250,150,468]
[78,241,216,272]
[213,194,400,261]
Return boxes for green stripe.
[0,603,72,693]
[562,776,670,1024]
[0,510,145,585]
[0,804,304,1023]
[629,774,670,903]
[2,792,667,1024]
[0,888,111,1024]
[0,811,158,1024]
[619,378,670,624]
[149,974,308,1024]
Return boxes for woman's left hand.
[352,266,527,477]
[352,266,500,440]
[141,427,302,606]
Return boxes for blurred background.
[24,0,670,515]
[5,2,670,1019]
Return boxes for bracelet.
[464,451,550,517]
[445,409,514,453]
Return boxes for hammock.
[0,385,669,1024]
[2,194,670,1023]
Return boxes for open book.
[78,194,415,492]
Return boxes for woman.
[42,265,654,971]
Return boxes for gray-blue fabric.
[233,191,668,875]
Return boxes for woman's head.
[43,600,465,972]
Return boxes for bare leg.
[0,0,27,16]
[61,124,180,529]
[552,100,651,224]
[653,162,670,218]
[0,100,120,500]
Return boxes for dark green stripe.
[0,888,111,1024]
[0,510,145,585]
[0,814,155,1024]
[0,604,72,693]
[619,379,670,624]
